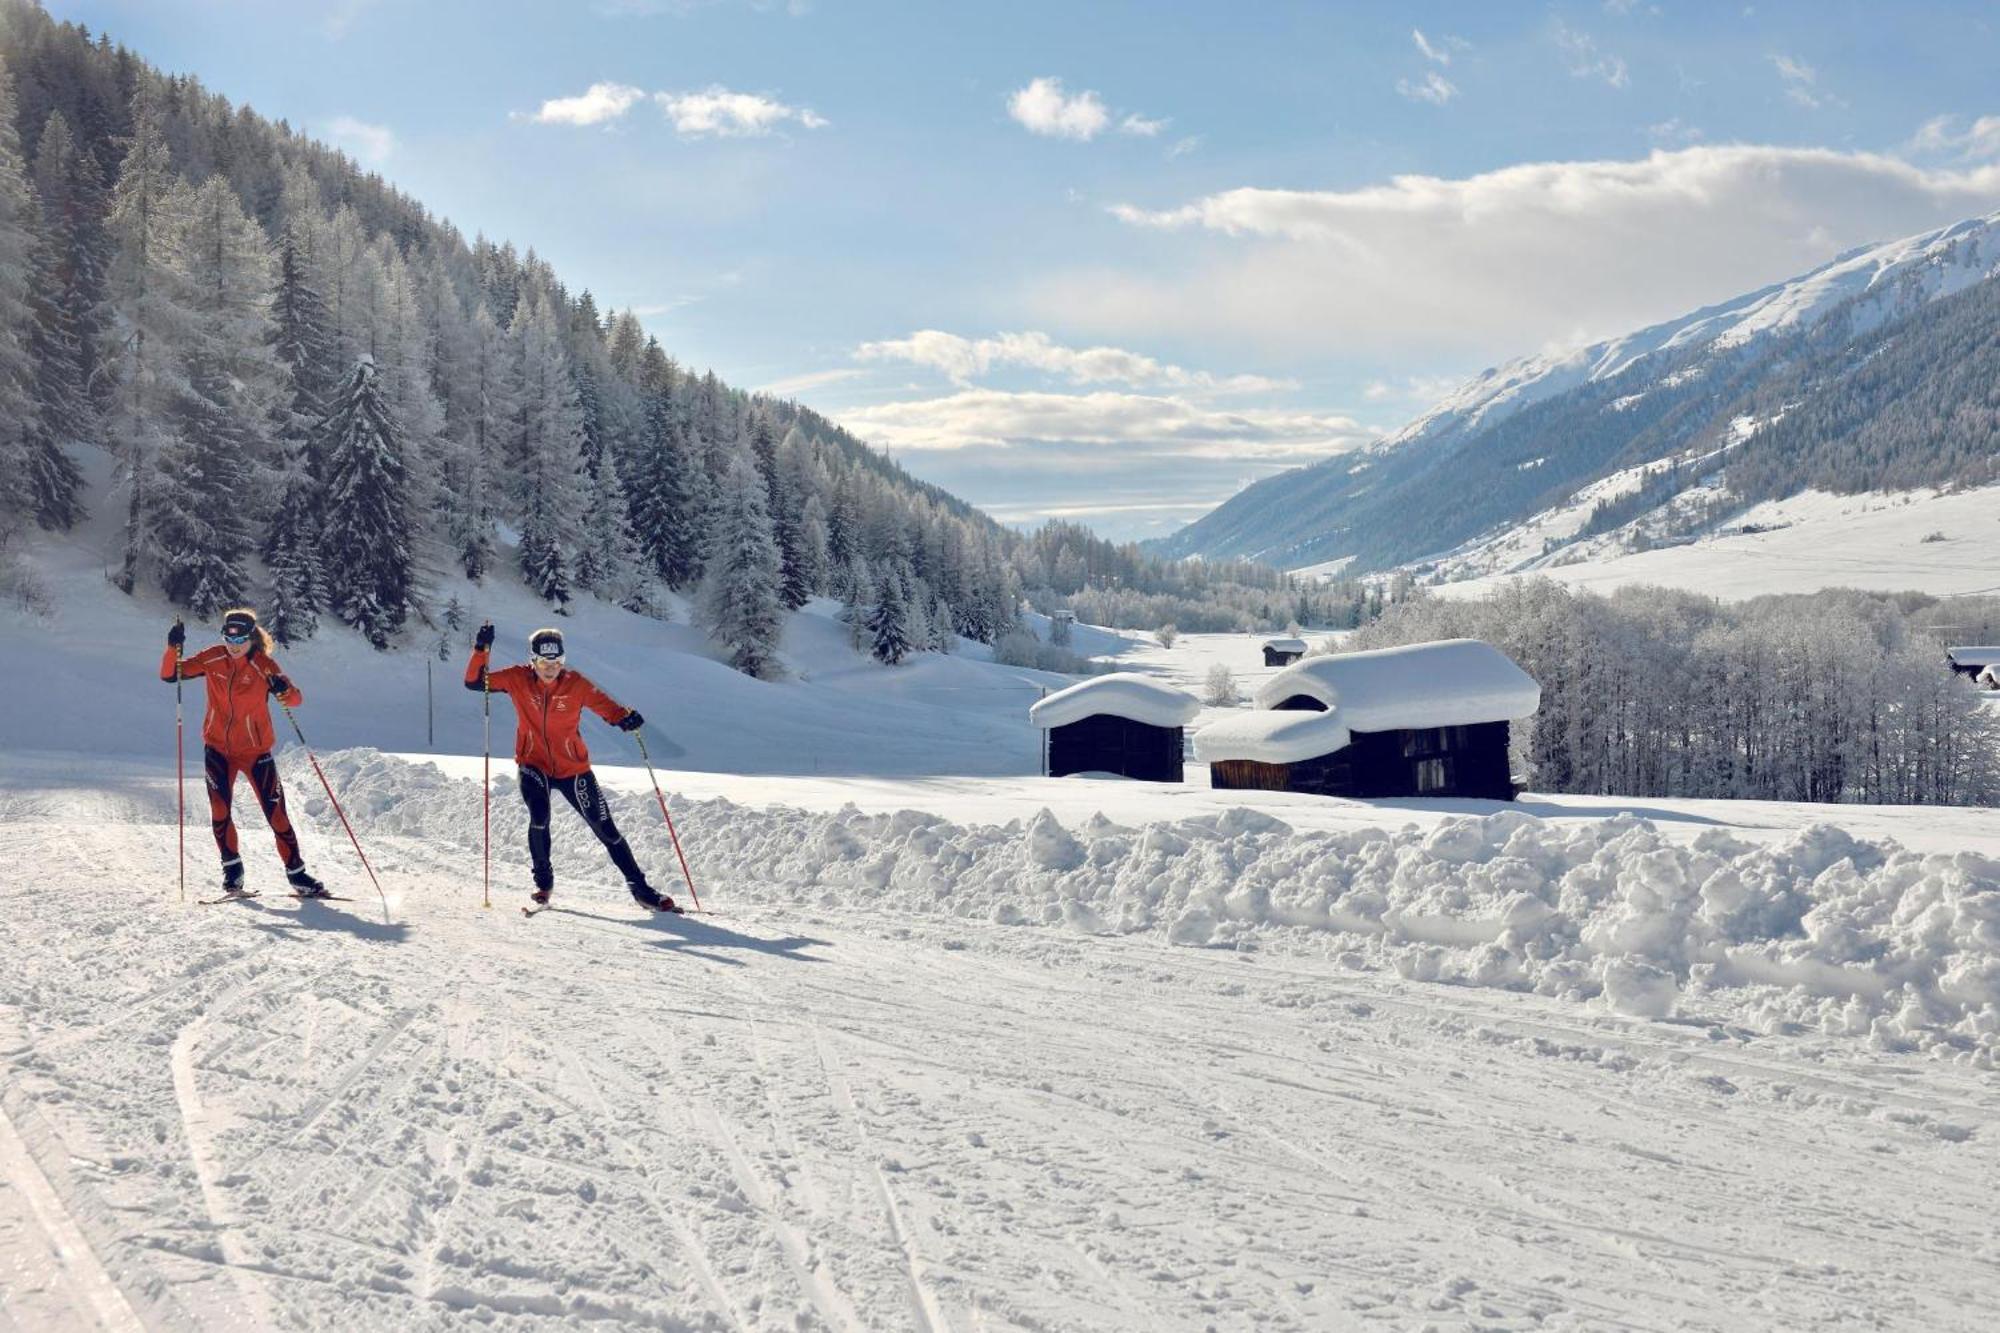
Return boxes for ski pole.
[633,729,701,912]
[481,678,492,910]
[276,700,389,916]
[174,621,185,903]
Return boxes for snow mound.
[1253,639,1540,727]
[1192,708,1351,765]
[1028,672,1201,730]
[320,750,2000,1066]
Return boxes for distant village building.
[1198,639,1541,800]
[1946,646,2000,681]
[1030,673,1200,782]
[1261,637,1308,667]
[1979,663,2000,691]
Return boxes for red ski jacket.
[464,646,634,779]
[161,644,302,757]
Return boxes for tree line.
[1342,580,2000,807]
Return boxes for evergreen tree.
[695,450,785,677]
[507,297,586,607]
[21,109,94,528]
[150,356,251,615]
[102,85,188,593]
[319,356,413,648]
[263,449,322,644]
[628,385,703,587]
[0,58,44,530]
[796,492,831,602]
[866,560,917,665]
[268,222,335,461]
[452,303,505,580]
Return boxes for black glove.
[616,710,644,732]
[167,620,185,648]
[267,674,292,697]
[473,622,495,651]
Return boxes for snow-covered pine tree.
[451,303,506,580]
[695,449,785,677]
[263,450,322,643]
[0,57,44,530]
[151,356,252,615]
[928,590,954,653]
[318,356,414,648]
[507,297,587,608]
[268,223,335,462]
[576,444,653,613]
[19,106,92,528]
[628,384,703,587]
[102,85,191,594]
[796,491,831,602]
[837,554,871,649]
[866,560,917,665]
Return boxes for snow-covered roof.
[1252,639,1540,729]
[1028,673,1201,730]
[1262,637,1308,653]
[1194,708,1352,765]
[1947,645,2000,667]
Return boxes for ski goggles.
[530,640,566,662]
[222,622,256,643]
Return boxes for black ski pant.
[518,764,648,893]
[204,746,303,874]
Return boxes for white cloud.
[835,388,1374,459]
[1168,135,1203,159]
[655,87,826,137]
[1007,77,1112,141]
[1412,29,1466,65]
[1553,20,1629,88]
[1072,143,2000,361]
[1771,54,1826,109]
[326,116,395,164]
[854,330,1292,394]
[1119,113,1168,137]
[1647,117,1704,147]
[1910,114,2000,161]
[529,82,647,126]
[1363,375,1463,405]
[1396,71,1459,106]
[757,367,868,397]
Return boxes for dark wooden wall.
[1209,721,1517,800]
[1048,714,1185,782]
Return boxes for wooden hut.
[1946,646,2000,681]
[1199,639,1540,800]
[1261,637,1308,667]
[1030,673,1200,782]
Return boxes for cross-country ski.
[6,4,2000,1329]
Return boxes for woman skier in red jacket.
[160,607,327,898]
[465,623,677,913]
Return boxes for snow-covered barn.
[1262,637,1308,667]
[1030,673,1201,783]
[1979,663,2000,691]
[1199,639,1541,800]
[1946,646,2000,681]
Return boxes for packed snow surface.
[1253,639,1542,728]
[1027,672,1201,730]
[5,748,2000,1330]
[1192,707,1352,765]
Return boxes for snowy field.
[5,746,2000,1330]
[1430,484,2000,603]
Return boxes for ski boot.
[630,883,682,915]
[529,886,554,906]
[286,865,332,899]
[219,857,251,898]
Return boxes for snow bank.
[1028,672,1201,730]
[1253,639,1541,728]
[1192,708,1351,765]
[314,750,2000,1066]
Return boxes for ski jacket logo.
[161,644,303,757]
[466,647,633,779]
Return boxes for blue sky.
[45,0,2000,540]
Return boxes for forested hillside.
[0,1,1340,673]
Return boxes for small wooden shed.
[1029,673,1201,782]
[1946,646,2000,681]
[1199,639,1541,800]
[1262,637,1308,667]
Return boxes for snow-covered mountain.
[1156,210,2000,574]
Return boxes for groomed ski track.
[3,759,1998,1330]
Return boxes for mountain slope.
[1157,212,2000,573]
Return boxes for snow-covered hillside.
[1430,483,2000,603]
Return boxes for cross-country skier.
[160,608,329,899]
[465,623,678,913]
